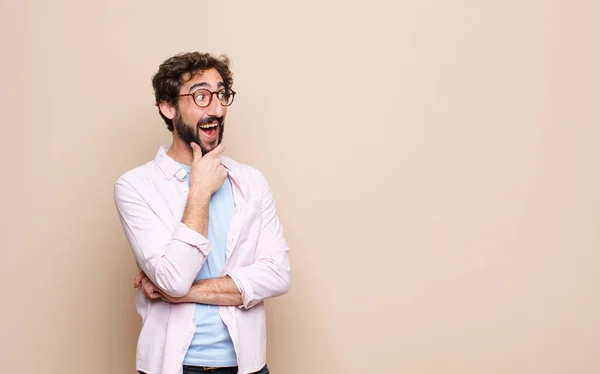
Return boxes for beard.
[173,112,225,156]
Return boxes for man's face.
[172,68,228,155]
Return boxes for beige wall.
[1,0,598,373]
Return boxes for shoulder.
[116,161,154,185]
[113,160,161,198]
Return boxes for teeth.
[199,123,218,129]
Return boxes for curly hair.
[151,52,233,132]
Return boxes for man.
[113,52,290,374]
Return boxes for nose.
[206,93,224,117]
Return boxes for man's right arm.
[114,178,212,298]
[181,186,212,238]
[115,142,226,298]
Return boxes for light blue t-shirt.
[180,164,237,367]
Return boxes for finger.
[206,143,225,157]
[141,278,152,294]
[144,285,156,299]
[133,271,146,288]
[148,290,161,299]
[141,278,162,300]
[190,142,203,159]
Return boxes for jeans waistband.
[183,365,238,373]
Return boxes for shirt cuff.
[172,222,211,256]
[225,269,255,309]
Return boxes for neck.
[167,134,193,166]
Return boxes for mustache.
[197,115,223,127]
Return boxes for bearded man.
[114,52,290,374]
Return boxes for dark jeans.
[139,364,269,374]
[184,364,269,374]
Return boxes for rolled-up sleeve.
[114,178,210,298]
[225,171,291,309]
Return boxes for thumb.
[190,142,203,159]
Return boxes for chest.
[156,177,263,265]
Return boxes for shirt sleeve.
[114,177,211,297]
[225,170,291,309]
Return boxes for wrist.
[188,281,206,303]
[188,185,212,201]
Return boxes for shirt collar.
[154,145,188,181]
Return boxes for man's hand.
[189,142,227,197]
[133,271,162,300]
[182,142,226,237]
[134,271,191,303]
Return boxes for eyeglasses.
[178,88,236,108]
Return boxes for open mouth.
[198,121,219,139]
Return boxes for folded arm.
[135,272,243,306]
[134,170,290,308]
[115,177,212,298]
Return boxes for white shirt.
[113,145,291,374]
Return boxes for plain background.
[0,1,598,373]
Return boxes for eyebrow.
[189,81,225,92]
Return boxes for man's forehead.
[182,68,223,88]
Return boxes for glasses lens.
[218,90,234,106]
[193,90,211,107]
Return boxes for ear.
[158,100,177,120]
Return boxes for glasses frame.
[178,88,237,108]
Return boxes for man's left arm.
[223,170,291,308]
[137,171,290,308]
[153,275,243,306]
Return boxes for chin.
[200,142,218,154]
